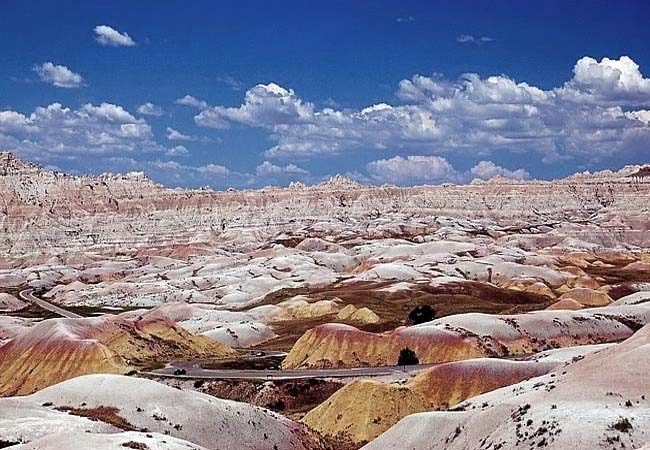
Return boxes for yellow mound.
[546,297,584,310]
[303,380,428,444]
[559,287,612,307]
[303,358,551,444]
[349,307,380,324]
[282,324,484,369]
[520,281,556,298]
[336,304,380,324]
[336,304,358,320]
[303,358,551,443]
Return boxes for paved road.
[17,289,528,382]
[147,360,438,380]
[146,352,538,381]
[19,289,82,319]
[18,289,423,380]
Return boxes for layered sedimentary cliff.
[283,303,650,369]
[363,325,650,450]
[302,345,606,444]
[2,151,650,256]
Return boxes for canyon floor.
[1,151,650,449]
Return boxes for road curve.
[19,289,82,319]
[146,361,438,380]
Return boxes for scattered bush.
[611,417,633,433]
[409,305,435,325]
[266,399,286,411]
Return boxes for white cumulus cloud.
[193,56,650,165]
[175,95,208,109]
[195,83,313,130]
[366,155,456,184]
[558,56,650,104]
[94,25,136,47]
[165,145,189,157]
[137,102,164,117]
[255,161,308,176]
[0,102,157,158]
[166,127,195,141]
[625,109,650,125]
[470,160,530,180]
[33,62,84,88]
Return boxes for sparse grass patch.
[122,442,149,449]
[55,405,136,431]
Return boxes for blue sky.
[1,0,649,188]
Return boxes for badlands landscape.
[1,150,650,449]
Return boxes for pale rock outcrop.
[0,316,34,344]
[612,291,650,306]
[0,374,325,450]
[0,292,27,311]
[142,302,276,348]
[10,432,211,450]
[559,287,612,307]
[546,297,584,310]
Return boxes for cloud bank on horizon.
[1,13,649,189]
[193,56,650,165]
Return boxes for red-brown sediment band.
[0,314,234,396]
[283,305,650,369]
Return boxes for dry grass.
[321,431,366,450]
[121,442,150,449]
[254,279,554,350]
[55,405,136,431]
[199,378,344,415]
